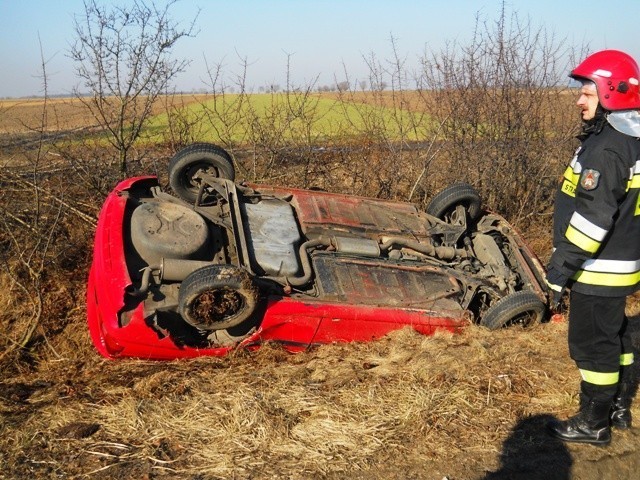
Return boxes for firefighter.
[546,49,640,445]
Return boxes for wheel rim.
[504,309,541,328]
[182,162,220,190]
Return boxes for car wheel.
[178,264,257,331]
[426,183,482,223]
[480,290,546,330]
[169,143,235,203]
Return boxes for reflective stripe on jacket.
[550,122,640,297]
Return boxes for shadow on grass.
[483,414,572,480]
[484,315,640,480]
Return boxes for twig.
[408,115,449,202]
[5,175,96,226]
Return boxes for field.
[1,95,639,480]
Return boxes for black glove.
[545,265,569,310]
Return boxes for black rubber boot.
[610,366,637,429]
[548,399,612,445]
[610,395,632,429]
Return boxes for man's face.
[576,81,600,121]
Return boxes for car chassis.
[87,144,550,359]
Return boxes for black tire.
[169,143,235,203]
[178,265,257,331]
[426,183,482,222]
[480,290,546,330]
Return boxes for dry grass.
[2,308,639,479]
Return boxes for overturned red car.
[87,143,550,360]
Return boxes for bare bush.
[415,5,582,227]
[333,36,440,199]
[199,53,342,187]
[0,43,96,365]
[70,0,197,174]
[160,90,209,150]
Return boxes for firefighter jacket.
[549,121,640,297]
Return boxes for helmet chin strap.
[607,110,640,137]
[580,104,608,138]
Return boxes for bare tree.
[69,0,198,174]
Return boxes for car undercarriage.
[87,143,549,359]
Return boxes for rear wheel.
[178,265,257,331]
[426,183,482,223]
[480,290,546,330]
[169,143,235,203]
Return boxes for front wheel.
[178,265,257,331]
[169,143,236,203]
[480,290,546,330]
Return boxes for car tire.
[480,290,546,330]
[169,143,236,203]
[426,183,482,222]
[178,264,257,331]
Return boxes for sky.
[1,0,640,98]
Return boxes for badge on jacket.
[580,169,601,190]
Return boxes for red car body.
[87,151,548,360]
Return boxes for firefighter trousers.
[568,291,635,400]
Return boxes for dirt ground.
[1,98,639,480]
